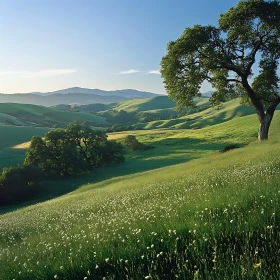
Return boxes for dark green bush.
[124,135,144,150]
[0,164,44,205]
[220,144,240,153]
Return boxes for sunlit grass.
[1,137,280,279]
[136,98,257,130]
[1,109,280,278]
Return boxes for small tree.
[161,0,280,141]
[124,135,144,150]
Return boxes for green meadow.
[1,106,280,279]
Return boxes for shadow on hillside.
[0,136,244,215]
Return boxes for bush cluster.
[0,164,44,205]
[124,135,154,151]
[25,123,125,177]
[220,144,240,153]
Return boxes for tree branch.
[226,78,242,84]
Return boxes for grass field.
[1,110,280,278]
[0,103,108,127]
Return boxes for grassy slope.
[0,103,108,127]
[0,125,50,150]
[110,95,176,112]
[1,112,280,278]
[0,110,274,203]
[136,98,256,129]
[110,95,209,114]
[0,125,50,171]
[95,96,209,123]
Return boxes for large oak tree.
[161,0,280,140]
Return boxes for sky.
[0,0,240,94]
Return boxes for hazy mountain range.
[0,87,213,106]
[0,88,161,106]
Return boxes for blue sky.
[0,0,239,94]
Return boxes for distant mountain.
[0,88,161,106]
[32,87,159,98]
[0,93,130,106]
[201,91,213,98]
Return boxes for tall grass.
[1,140,280,279]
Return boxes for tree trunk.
[258,114,272,141]
[257,99,280,141]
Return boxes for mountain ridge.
[0,88,163,106]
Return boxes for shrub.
[220,144,240,153]
[0,164,44,206]
[124,135,144,151]
[124,135,154,151]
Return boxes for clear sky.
[0,0,239,94]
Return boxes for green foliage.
[124,135,154,151]
[107,124,133,132]
[124,135,144,150]
[25,123,125,177]
[97,109,138,125]
[161,0,280,140]
[95,140,125,166]
[0,164,44,205]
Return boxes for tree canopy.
[25,123,125,177]
[161,0,280,140]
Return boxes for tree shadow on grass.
[0,136,244,214]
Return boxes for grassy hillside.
[94,96,210,124]
[1,111,280,279]
[0,125,50,150]
[135,98,256,129]
[0,103,108,127]
[111,95,208,113]
[111,95,177,112]
[0,125,50,171]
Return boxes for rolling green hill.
[1,111,280,279]
[135,98,257,129]
[110,95,177,112]
[110,95,209,113]
[51,96,211,125]
[95,96,210,124]
[0,103,108,127]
